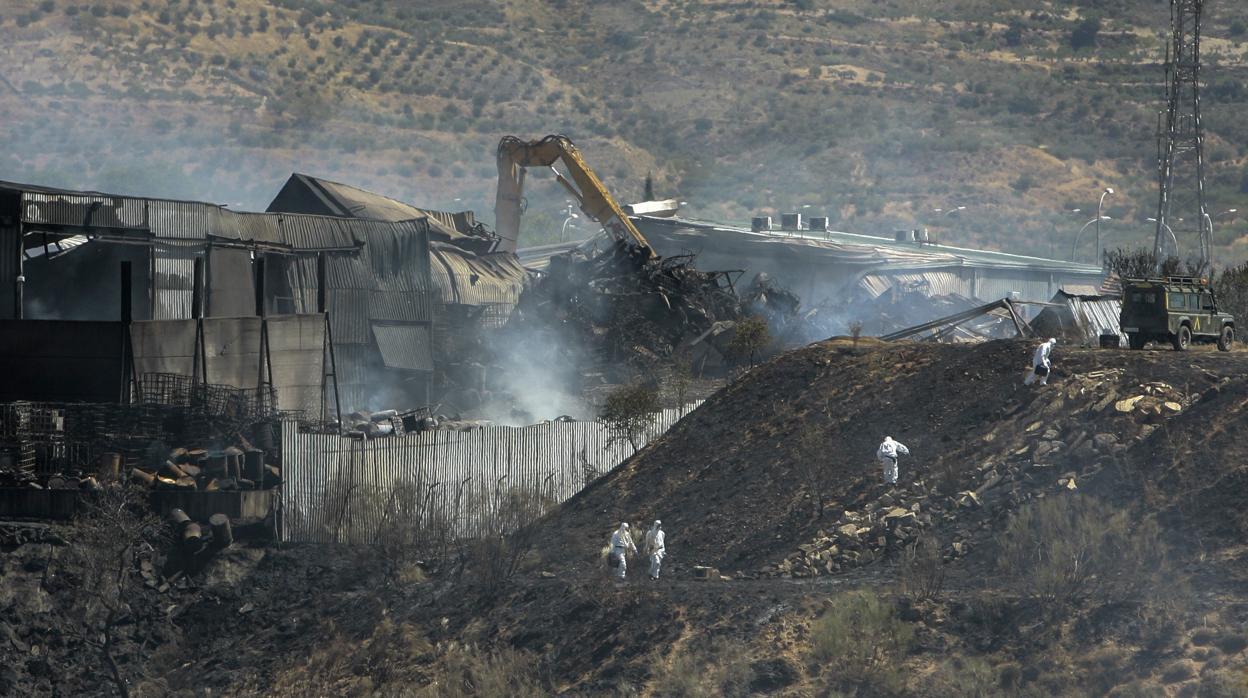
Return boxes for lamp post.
[1146,217,1179,259]
[560,207,579,243]
[1071,216,1112,262]
[1096,187,1114,265]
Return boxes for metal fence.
[280,402,702,544]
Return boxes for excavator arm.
[494,135,655,258]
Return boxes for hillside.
[4,1,1248,254]
[5,340,1248,696]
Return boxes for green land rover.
[1119,276,1234,351]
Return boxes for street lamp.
[1147,217,1180,258]
[1071,215,1112,263]
[560,204,579,242]
[1096,187,1114,265]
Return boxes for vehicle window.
[1145,294,1156,304]
[1187,293,1199,309]
[1202,293,1213,309]
[1169,292,1185,309]
[1131,293,1141,303]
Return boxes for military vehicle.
[1119,276,1234,351]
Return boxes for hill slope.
[541,338,1248,577]
[4,0,1248,254]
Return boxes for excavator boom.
[494,135,655,258]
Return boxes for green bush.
[808,590,913,692]
[599,383,660,451]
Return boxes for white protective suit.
[608,523,638,580]
[643,521,665,580]
[876,436,910,485]
[1024,338,1058,386]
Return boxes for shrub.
[466,483,553,595]
[899,533,945,601]
[650,638,755,697]
[427,645,547,698]
[727,315,771,367]
[599,382,660,452]
[926,657,997,698]
[808,590,913,692]
[995,495,1170,607]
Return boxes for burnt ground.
[4,339,1248,696]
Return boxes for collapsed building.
[524,215,1107,341]
[0,179,437,413]
[266,174,528,411]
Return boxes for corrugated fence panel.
[281,401,703,543]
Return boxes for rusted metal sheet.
[280,401,704,544]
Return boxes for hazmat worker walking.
[643,520,665,580]
[608,522,638,580]
[1024,338,1058,386]
[876,436,910,486]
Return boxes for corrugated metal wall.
[280,401,702,544]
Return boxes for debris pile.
[504,242,743,376]
[128,443,281,493]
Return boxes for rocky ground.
[3,339,1248,696]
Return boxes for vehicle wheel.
[1218,326,1234,352]
[1172,325,1192,351]
[1128,333,1146,350]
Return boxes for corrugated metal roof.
[430,245,526,307]
[371,323,434,372]
[295,174,483,244]
[327,289,371,344]
[1033,291,1123,346]
[370,290,436,323]
[21,192,149,230]
[858,271,968,299]
[634,216,1106,275]
[4,180,384,252]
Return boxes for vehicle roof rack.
[1165,275,1207,285]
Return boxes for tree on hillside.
[794,408,835,518]
[599,382,660,452]
[1070,16,1101,50]
[727,316,771,368]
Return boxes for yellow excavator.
[493,134,655,258]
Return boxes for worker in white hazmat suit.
[876,436,910,486]
[643,520,665,580]
[608,522,638,580]
[1024,338,1058,386]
